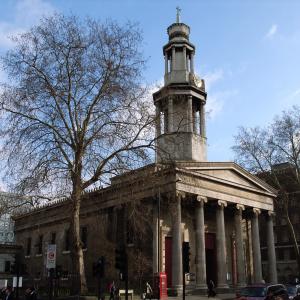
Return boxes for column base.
[236,282,247,288]
[192,285,208,295]
[195,283,208,289]
[216,284,229,293]
[170,285,183,296]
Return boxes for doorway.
[205,233,217,284]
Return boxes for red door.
[165,237,172,287]
[205,233,217,284]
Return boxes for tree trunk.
[70,185,88,295]
[282,192,300,277]
[285,210,300,277]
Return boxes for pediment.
[176,162,277,196]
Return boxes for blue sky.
[0,0,300,165]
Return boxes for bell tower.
[153,10,207,162]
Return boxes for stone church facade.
[13,16,278,294]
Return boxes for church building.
[13,14,278,294]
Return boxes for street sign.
[46,244,56,269]
[13,276,22,288]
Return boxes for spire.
[176,6,181,23]
[153,15,207,163]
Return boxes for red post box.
[153,272,168,299]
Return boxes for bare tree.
[232,105,300,276]
[0,14,155,294]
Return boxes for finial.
[176,6,181,23]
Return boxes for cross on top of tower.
[176,6,181,23]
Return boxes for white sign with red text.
[46,244,56,269]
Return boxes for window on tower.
[165,110,169,133]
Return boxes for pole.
[158,188,161,272]
[98,275,102,300]
[49,269,54,300]
[125,250,128,300]
[16,271,19,300]
[182,270,185,300]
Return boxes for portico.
[150,161,277,293]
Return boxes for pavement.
[157,294,236,300]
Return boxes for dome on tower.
[167,23,190,42]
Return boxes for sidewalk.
[166,294,236,300]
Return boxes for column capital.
[253,208,261,216]
[236,204,245,211]
[267,210,275,217]
[167,191,185,203]
[196,195,208,203]
[218,200,227,207]
[176,191,185,199]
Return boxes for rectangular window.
[4,261,11,272]
[50,232,56,244]
[290,248,296,260]
[261,249,268,261]
[81,227,88,249]
[65,229,70,251]
[37,235,43,254]
[126,220,134,245]
[26,237,31,256]
[277,248,284,260]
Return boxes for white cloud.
[265,24,278,39]
[282,88,300,106]
[0,0,56,49]
[290,89,300,98]
[0,69,8,93]
[206,89,238,120]
[15,0,55,25]
[203,69,224,91]
[148,78,164,96]
[202,69,227,120]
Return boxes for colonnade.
[155,96,206,137]
[164,46,194,74]
[152,193,278,293]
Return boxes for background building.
[260,163,300,283]
[0,191,22,282]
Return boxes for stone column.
[216,200,229,289]
[171,192,183,293]
[251,208,263,283]
[172,47,176,71]
[195,196,207,290]
[183,47,187,71]
[193,110,197,133]
[267,211,277,283]
[187,95,193,132]
[235,205,246,287]
[168,96,173,133]
[190,52,194,73]
[186,53,189,70]
[153,200,159,274]
[165,55,168,74]
[200,103,206,138]
[155,105,161,137]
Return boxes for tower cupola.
[163,8,196,86]
[153,9,207,163]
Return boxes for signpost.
[46,244,57,300]
[46,244,57,269]
[13,276,22,288]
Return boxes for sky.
[0,0,300,169]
